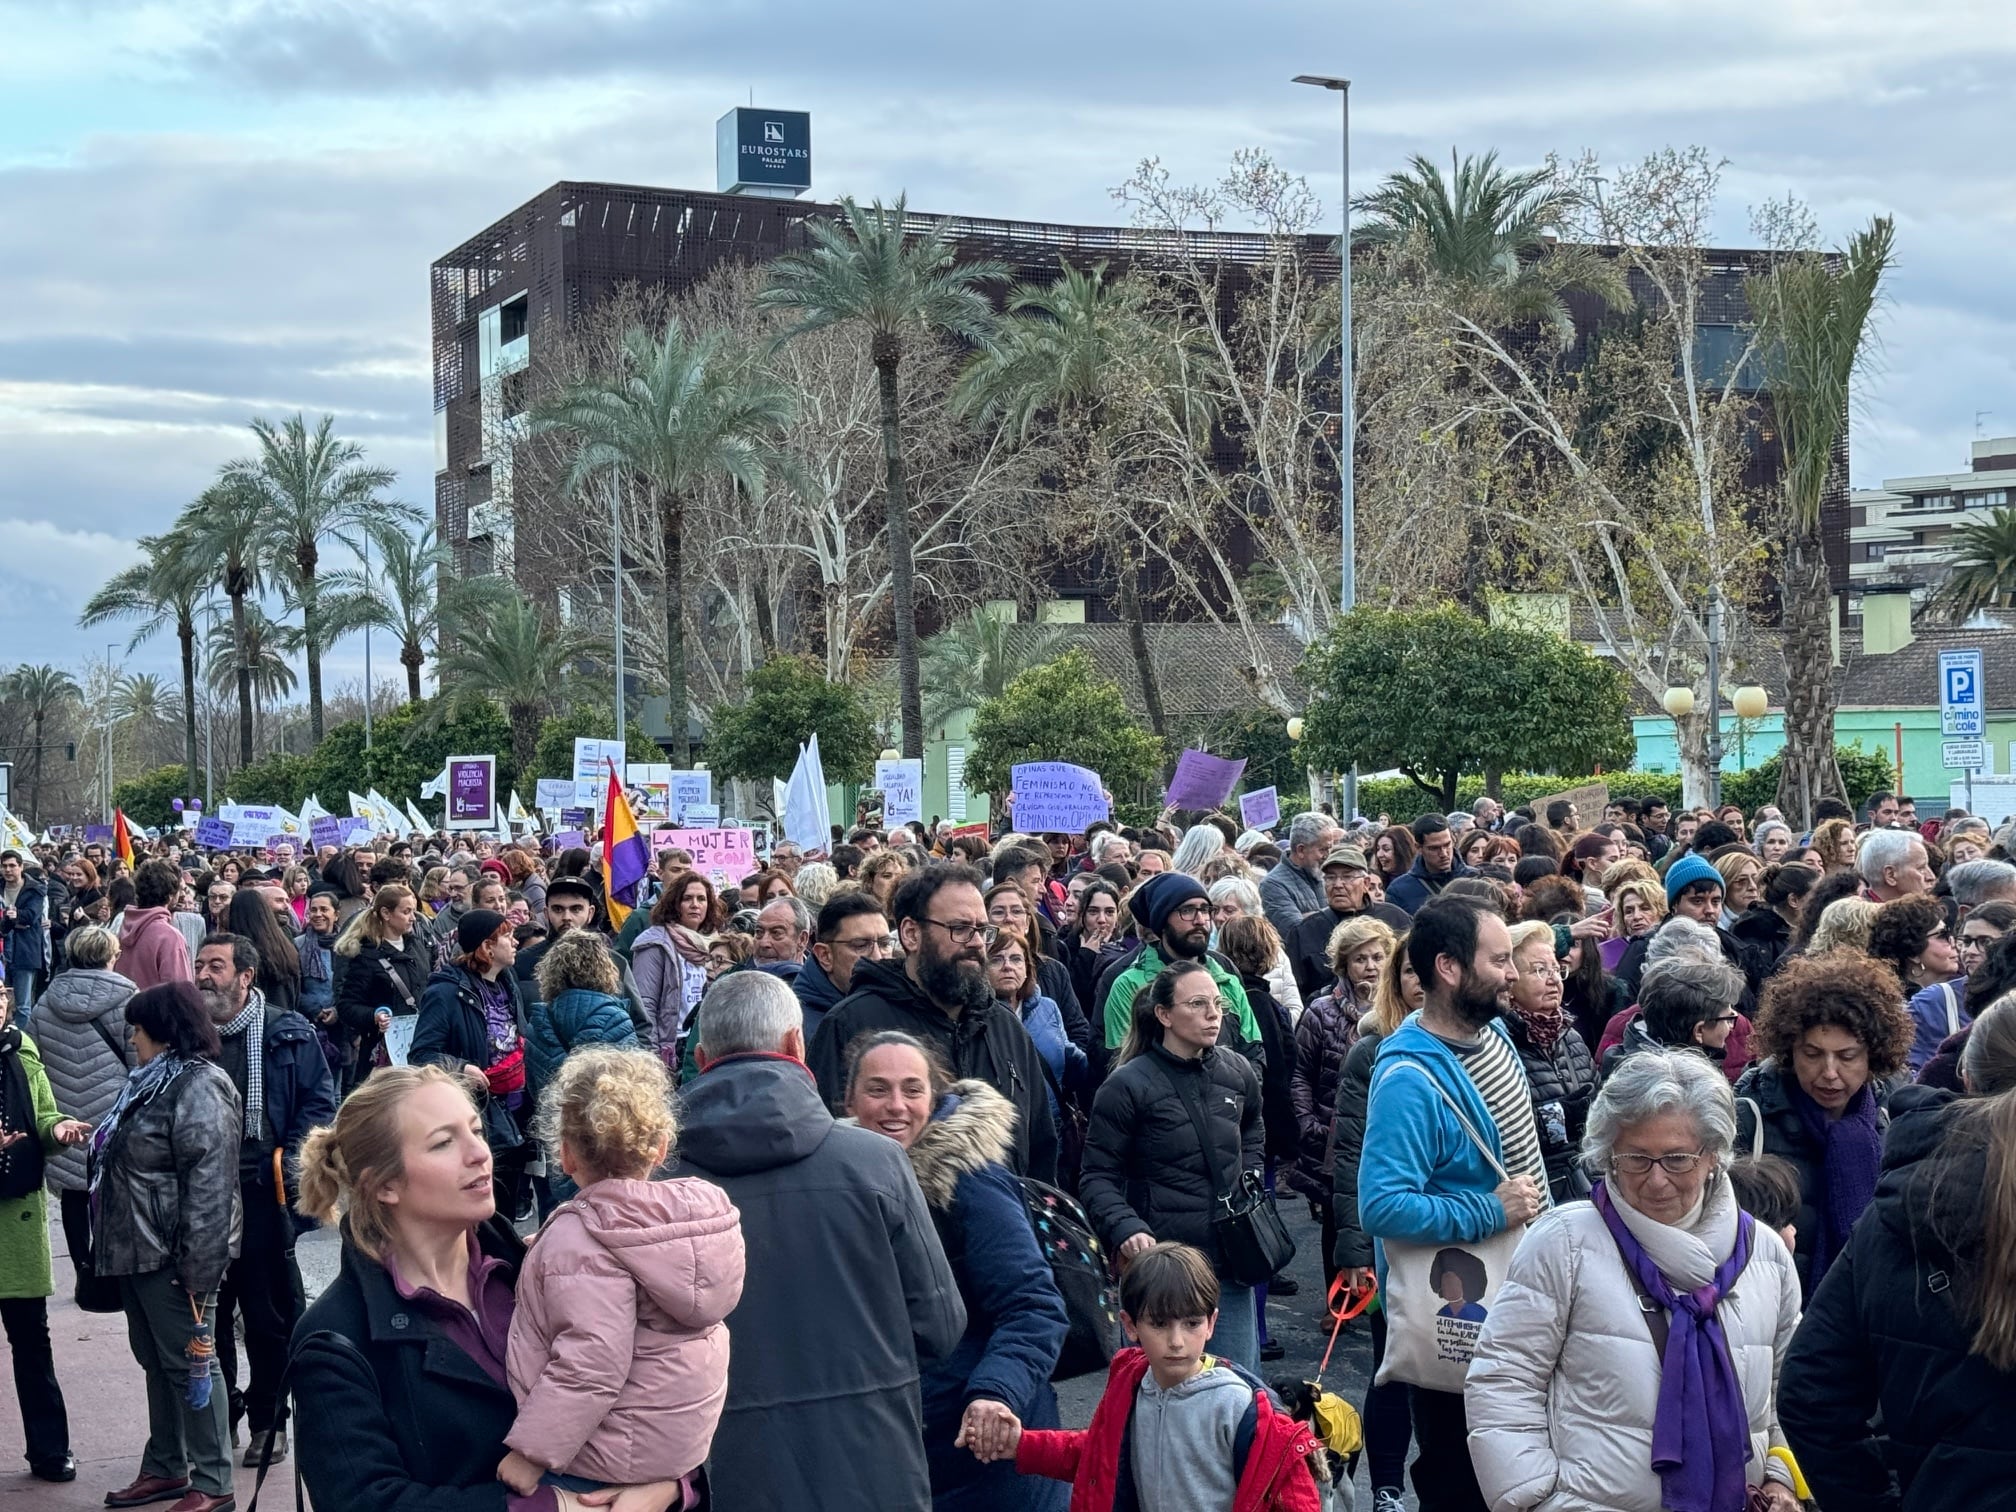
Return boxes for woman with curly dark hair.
[1736,952,1914,1299]
[1866,892,1960,1008]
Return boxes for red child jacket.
[1015,1347,1324,1512]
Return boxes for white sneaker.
[1372,1489,1407,1512]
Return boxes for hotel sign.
[717,108,811,196]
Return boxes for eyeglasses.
[1926,925,1951,943]
[1174,995,1226,1014]
[922,918,999,947]
[832,933,896,955]
[1168,902,1213,923]
[1610,1150,1709,1177]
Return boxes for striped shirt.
[1435,1026,1549,1198]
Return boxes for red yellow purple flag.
[600,758,649,929]
[112,809,136,868]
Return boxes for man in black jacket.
[1287,845,1413,999]
[808,865,1060,1184]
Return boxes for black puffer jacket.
[1236,969,1300,1165]
[808,959,1059,1186]
[1288,987,1359,1202]
[88,1056,242,1295]
[1503,1012,1597,1205]
[1779,1088,2013,1512]
[1078,1042,1262,1278]
[1728,905,1795,979]
[1329,1028,1383,1273]
[332,934,432,1067]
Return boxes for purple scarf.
[1592,1182,1754,1512]
[1786,1077,1881,1281]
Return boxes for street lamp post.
[609,475,626,740]
[362,529,374,759]
[1294,72,1356,820]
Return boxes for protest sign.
[624,781,672,822]
[653,827,759,888]
[534,778,576,810]
[551,830,587,851]
[1010,763,1108,833]
[193,817,233,850]
[383,1014,420,1068]
[683,803,722,827]
[572,738,627,805]
[1531,781,1610,832]
[559,807,591,830]
[446,756,496,831]
[941,821,989,845]
[1238,786,1281,831]
[220,804,283,843]
[668,770,712,823]
[308,815,346,851]
[1166,749,1247,810]
[83,824,114,844]
[875,759,924,827]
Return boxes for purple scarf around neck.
[1592,1181,1754,1512]
[1785,1076,1881,1281]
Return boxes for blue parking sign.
[1940,649,1985,737]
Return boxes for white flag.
[405,799,432,836]
[417,763,451,801]
[508,791,531,825]
[347,791,373,822]
[782,734,831,855]
[299,794,331,823]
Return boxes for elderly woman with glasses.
[1466,1048,1804,1512]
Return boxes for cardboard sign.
[652,827,759,889]
[1010,762,1108,834]
[308,816,346,851]
[1166,749,1247,810]
[1531,781,1610,832]
[193,817,233,850]
[876,758,925,827]
[446,757,496,831]
[534,778,576,810]
[1238,786,1281,831]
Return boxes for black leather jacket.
[90,1057,242,1295]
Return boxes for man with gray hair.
[751,894,814,974]
[1259,810,1339,938]
[1471,795,1504,831]
[1857,827,1934,903]
[1943,857,2016,914]
[676,972,964,1512]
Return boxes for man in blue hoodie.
[1359,895,1545,1512]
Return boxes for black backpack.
[1019,1177,1121,1379]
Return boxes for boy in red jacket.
[960,1243,1323,1512]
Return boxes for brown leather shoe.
[104,1474,192,1508]
[163,1493,236,1512]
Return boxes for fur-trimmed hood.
[905,1078,1019,1210]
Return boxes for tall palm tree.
[955,260,1172,737]
[1934,508,2016,619]
[176,478,268,765]
[107,672,183,768]
[531,322,791,765]
[0,664,81,825]
[1353,149,1627,342]
[325,523,519,706]
[919,610,1067,736]
[436,597,603,775]
[205,607,300,753]
[1748,217,1895,827]
[79,529,207,787]
[229,413,406,742]
[760,195,1007,759]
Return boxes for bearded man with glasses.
[808,865,1059,1183]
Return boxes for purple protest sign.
[559,808,591,829]
[83,824,115,844]
[309,815,345,851]
[446,756,496,831]
[1165,749,1247,810]
[193,817,233,850]
[551,830,587,851]
[1237,786,1281,831]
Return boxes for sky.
[2,0,2012,689]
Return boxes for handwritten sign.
[876,758,924,827]
[382,1014,419,1067]
[534,778,576,810]
[1010,763,1108,834]
[446,756,495,831]
[220,804,283,844]
[1166,749,1247,811]
[669,770,712,823]
[193,817,233,850]
[652,827,758,888]
[572,738,627,805]
[1238,786,1281,831]
[308,815,346,851]
[550,830,587,851]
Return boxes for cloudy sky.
[3,0,2012,687]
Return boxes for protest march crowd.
[0,778,2010,1512]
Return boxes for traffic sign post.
[1940,648,1987,813]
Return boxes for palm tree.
[1935,508,2016,618]
[229,413,407,743]
[920,610,1067,736]
[760,195,1007,759]
[324,522,519,706]
[205,607,300,753]
[79,530,207,787]
[1748,217,1895,827]
[176,478,268,765]
[955,259,1172,737]
[531,322,791,765]
[436,597,603,774]
[107,672,183,769]
[0,664,81,825]
[1353,149,1627,342]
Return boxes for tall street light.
[1294,72,1356,821]
[609,474,626,740]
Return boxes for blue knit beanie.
[1664,852,1722,905]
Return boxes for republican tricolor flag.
[112,809,136,868]
[600,758,649,929]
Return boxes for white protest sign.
[876,758,924,827]
[534,778,576,810]
[668,770,712,823]
[1010,762,1109,834]
[383,1014,419,1067]
[573,738,628,805]
[682,803,722,826]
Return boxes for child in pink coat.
[499,1046,745,1500]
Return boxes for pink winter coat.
[505,1176,745,1485]
[117,906,194,991]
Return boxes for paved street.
[0,1194,1395,1510]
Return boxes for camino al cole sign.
[716,107,811,195]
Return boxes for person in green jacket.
[0,981,93,1482]
[1100,874,1259,1050]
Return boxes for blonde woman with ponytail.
[289,1065,688,1512]
[1781,992,2016,1507]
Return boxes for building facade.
[1846,436,2016,613]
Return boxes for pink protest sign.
[652,827,759,887]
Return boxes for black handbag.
[1155,1055,1296,1288]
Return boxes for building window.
[500,294,528,345]
[1866,542,1888,561]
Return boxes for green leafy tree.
[531,708,664,783]
[705,655,878,786]
[110,765,195,830]
[0,664,81,825]
[435,598,603,776]
[292,698,518,810]
[919,610,1066,737]
[1300,607,1635,809]
[176,477,269,766]
[1721,742,1894,818]
[1748,215,1896,826]
[530,321,791,766]
[964,649,1165,821]
[80,530,207,788]
[226,751,314,810]
[760,195,1007,759]
[228,413,409,741]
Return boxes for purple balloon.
[171,799,185,812]
[189,800,203,811]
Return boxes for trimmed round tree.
[965,649,1165,823]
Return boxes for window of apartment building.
[1914,493,1956,511]
[1866,542,1889,561]
[500,293,529,346]
[1966,489,2009,509]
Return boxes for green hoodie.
[1100,942,1258,1049]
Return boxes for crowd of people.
[0,782,2008,1511]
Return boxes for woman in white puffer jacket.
[1465,1046,1803,1512]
